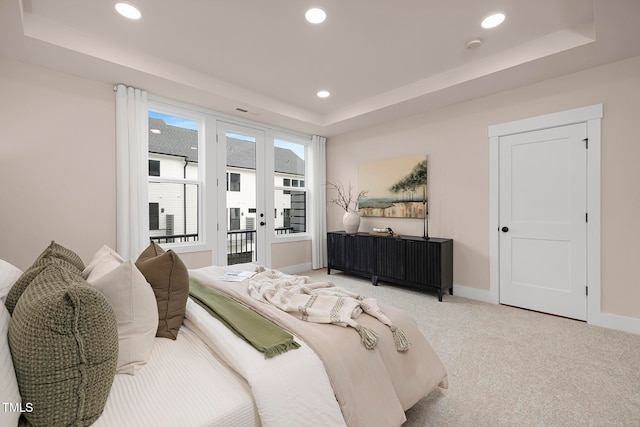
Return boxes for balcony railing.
[226,229,256,264]
[150,233,199,244]
[150,227,295,265]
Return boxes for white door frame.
[489,104,602,324]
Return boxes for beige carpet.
[302,269,640,427]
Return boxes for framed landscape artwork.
[358,154,427,218]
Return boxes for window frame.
[147,96,314,257]
[147,100,210,253]
[271,132,311,242]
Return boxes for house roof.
[149,118,304,175]
[149,118,198,162]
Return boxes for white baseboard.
[589,312,640,335]
[452,284,497,304]
[455,284,640,336]
[278,262,312,275]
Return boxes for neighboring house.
[148,118,305,242]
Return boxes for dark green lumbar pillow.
[8,265,118,427]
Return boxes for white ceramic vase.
[343,210,361,234]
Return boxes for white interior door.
[499,123,587,320]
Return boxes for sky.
[149,110,305,159]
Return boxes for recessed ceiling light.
[115,3,142,20]
[317,90,330,98]
[305,8,326,24]
[481,13,505,29]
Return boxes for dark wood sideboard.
[327,231,453,301]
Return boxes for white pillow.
[83,245,124,279]
[0,259,22,302]
[87,259,159,375]
[0,304,21,427]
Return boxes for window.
[229,208,240,230]
[274,138,307,235]
[148,110,201,244]
[143,97,315,264]
[149,203,159,230]
[227,172,241,191]
[148,160,160,176]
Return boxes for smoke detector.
[466,38,482,49]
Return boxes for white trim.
[278,262,313,275]
[148,94,312,140]
[589,312,640,335]
[488,134,501,304]
[488,104,603,137]
[452,284,495,304]
[486,104,640,333]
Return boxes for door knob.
[501,226,509,232]
[260,221,266,226]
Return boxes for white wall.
[0,56,115,269]
[327,55,640,322]
[0,55,312,271]
[3,52,640,325]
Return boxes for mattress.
[93,324,259,427]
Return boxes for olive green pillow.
[136,243,189,339]
[5,241,84,315]
[8,265,118,427]
[34,240,85,272]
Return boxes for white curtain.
[310,135,327,269]
[115,84,149,259]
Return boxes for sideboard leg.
[438,290,443,302]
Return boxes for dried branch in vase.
[327,182,368,212]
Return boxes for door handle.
[260,221,266,226]
[501,226,509,232]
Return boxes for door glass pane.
[274,139,306,235]
[226,132,257,265]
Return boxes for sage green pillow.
[34,240,85,272]
[5,241,84,315]
[4,257,81,315]
[8,265,118,427]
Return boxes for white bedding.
[184,298,347,427]
[93,324,259,427]
[189,263,448,427]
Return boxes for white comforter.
[184,296,347,427]
[93,325,259,427]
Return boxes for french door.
[216,122,267,266]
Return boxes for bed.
[187,263,448,427]
[1,243,447,427]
